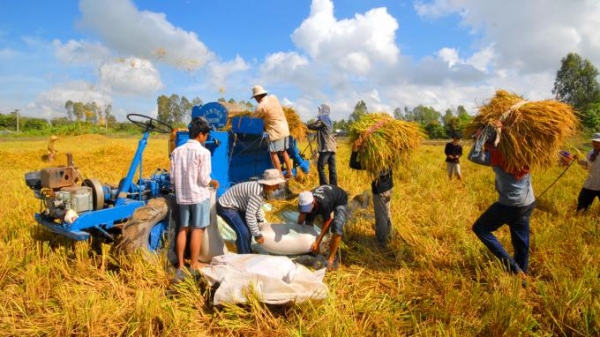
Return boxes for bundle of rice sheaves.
[283,106,308,141]
[464,90,578,172]
[349,113,425,177]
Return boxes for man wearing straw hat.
[217,168,285,254]
[297,185,348,271]
[251,85,294,179]
[471,121,535,282]
[47,135,59,162]
[576,132,600,212]
[306,103,338,186]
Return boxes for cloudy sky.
[1,0,599,123]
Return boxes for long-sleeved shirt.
[217,181,266,238]
[583,149,600,190]
[253,95,290,141]
[170,139,212,205]
[307,118,336,152]
[444,142,463,163]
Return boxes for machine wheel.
[115,198,169,254]
[82,178,105,211]
[126,113,173,134]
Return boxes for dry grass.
[1,134,599,336]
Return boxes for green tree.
[442,108,453,127]
[553,52,600,129]
[412,105,441,125]
[425,120,446,139]
[65,100,74,120]
[349,100,368,123]
[393,107,403,120]
[73,102,84,121]
[157,95,173,124]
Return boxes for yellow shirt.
[253,95,290,141]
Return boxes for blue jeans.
[472,201,536,274]
[216,202,252,254]
[317,152,337,186]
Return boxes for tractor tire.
[115,197,169,254]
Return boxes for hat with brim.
[257,168,285,186]
[298,191,314,213]
[251,85,268,99]
[592,132,600,142]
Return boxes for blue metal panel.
[67,200,145,232]
[231,116,264,134]
[35,214,90,240]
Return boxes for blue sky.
[1,0,599,123]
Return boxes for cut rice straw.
[464,90,578,172]
[348,113,425,178]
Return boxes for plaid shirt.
[170,139,212,205]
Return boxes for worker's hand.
[255,236,265,245]
[310,241,319,253]
[210,179,220,190]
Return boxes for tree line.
[2,52,598,138]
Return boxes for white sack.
[258,222,319,255]
[198,190,229,262]
[201,254,328,305]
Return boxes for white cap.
[298,191,314,213]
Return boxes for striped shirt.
[170,139,212,205]
[217,181,266,237]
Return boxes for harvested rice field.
[1,134,599,336]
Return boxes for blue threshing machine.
[25,102,310,251]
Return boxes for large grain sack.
[348,112,425,177]
[464,90,578,172]
[198,189,229,262]
[258,222,319,255]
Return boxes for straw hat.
[257,169,285,186]
[50,135,58,141]
[251,85,268,99]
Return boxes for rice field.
[1,134,599,336]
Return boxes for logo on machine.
[193,102,228,129]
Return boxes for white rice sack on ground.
[201,254,328,305]
[258,222,319,255]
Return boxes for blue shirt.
[493,166,535,207]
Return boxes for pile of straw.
[283,106,308,141]
[464,90,579,172]
[349,113,425,177]
[221,105,307,141]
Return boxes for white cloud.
[78,0,215,71]
[99,57,163,95]
[53,39,111,66]
[206,56,250,90]
[292,0,399,74]
[30,80,112,120]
